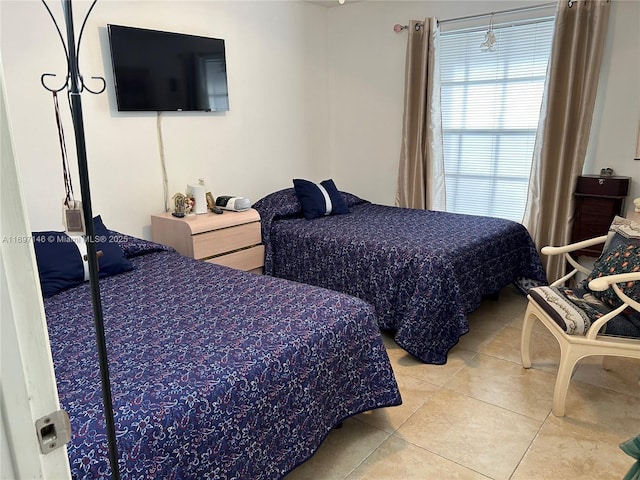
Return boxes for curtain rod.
[439,2,555,25]
[393,2,556,32]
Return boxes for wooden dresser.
[571,175,630,257]
[151,209,264,273]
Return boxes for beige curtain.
[395,18,446,211]
[523,0,611,281]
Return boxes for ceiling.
[306,0,340,6]
[306,0,363,7]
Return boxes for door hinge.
[35,409,71,454]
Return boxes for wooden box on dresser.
[151,209,264,274]
[571,175,631,257]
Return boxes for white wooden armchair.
[520,217,640,417]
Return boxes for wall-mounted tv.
[107,24,229,112]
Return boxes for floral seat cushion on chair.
[529,284,640,337]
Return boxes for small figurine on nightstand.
[206,192,216,211]
[206,192,224,214]
[172,192,187,218]
[185,195,195,215]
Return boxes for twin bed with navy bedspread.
[253,187,546,365]
[41,232,401,479]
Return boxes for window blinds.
[440,16,555,222]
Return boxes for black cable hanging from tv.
[40,1,120,478]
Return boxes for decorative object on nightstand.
[570,174,631,257]
[172,192,187,217]
[151,209,264,273]
[206,192,216,211]
[186,180,207,215]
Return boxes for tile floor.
[284,285,640,480]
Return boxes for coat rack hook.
[79,75,107,95]
[40,0,105,96]
[40,73,70,93]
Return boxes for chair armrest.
[543,235,609,286]
[541,235,608,256]
[588,272,640,291]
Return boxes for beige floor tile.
[394,389,542,480]
[572,356,640,398]
[561,381,640,438]
[284,418,390,480]
[445,353,556,421]
[456,315,509,353]
[346,435,491,480]
[481,327,640,419]
[512,415,636,480]
[386,346,478,387]
[481,325,561,373]
[356,372,440,434]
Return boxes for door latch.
[35,410,71,454]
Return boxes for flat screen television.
[107,24,229,112]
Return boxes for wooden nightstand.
[571,175,630,257]
[151,209,264,273]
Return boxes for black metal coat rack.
[41,1,120,478]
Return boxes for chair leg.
[552,346,582,417]
[520,305,536,369]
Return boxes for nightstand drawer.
[576,198,618,217]
[576,175,630,197]
[205,245,265,272]
[192,222,261,260]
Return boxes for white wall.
[2,0,638,239]
[327,0,639,214]
[1,0,330,239]
[584,0,640,213]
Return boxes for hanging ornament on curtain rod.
[480,13,496,51]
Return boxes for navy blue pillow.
[33,216,133,298]
[92,216,134,277]
[32,231,85,298]
[292,179,350,220]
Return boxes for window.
[440,15,555,222]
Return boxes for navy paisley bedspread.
[44,237,401,479]
[253,188,546,364]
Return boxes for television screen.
[107,24,229,112]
